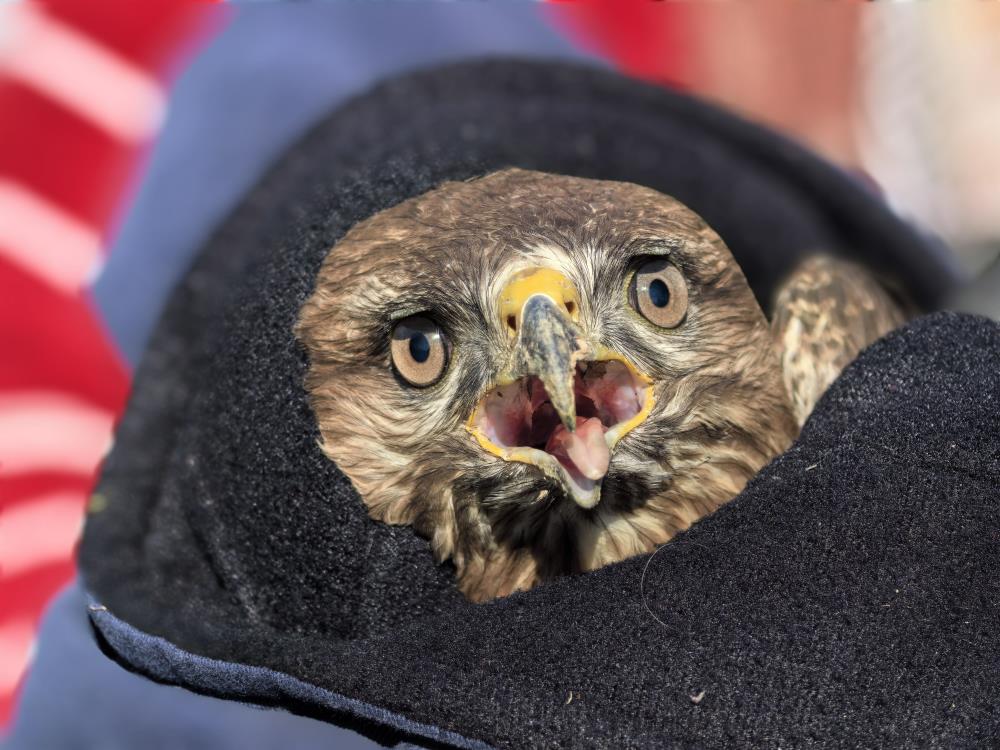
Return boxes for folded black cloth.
[81,60,994,748]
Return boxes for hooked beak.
[500,266,585,432]
[514,293,584,432]
[466,267,655,509]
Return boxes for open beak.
[466,267,655,509]
[514,292,583,432]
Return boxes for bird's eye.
[629,258,688,328]
[390,315,448,387]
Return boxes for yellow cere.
[468,267,656,466]
[498,266,581,334]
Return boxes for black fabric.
[78,59,989,747]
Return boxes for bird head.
[297,169,797,601]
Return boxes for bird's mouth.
[466,356,654,508]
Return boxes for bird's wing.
[771,255,905,426]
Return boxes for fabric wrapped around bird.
[80,60,1000,748]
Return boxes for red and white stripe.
[0,5,166,143]
[0,180,104,295]
[0,0,694,733]
[0,0,220,730]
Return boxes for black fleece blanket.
[80,60,997,748]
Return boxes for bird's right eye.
[390,315,449,387]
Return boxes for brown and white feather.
[771,255,905,426]
[296,169,897,602]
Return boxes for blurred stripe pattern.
[0,0,217,728]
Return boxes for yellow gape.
[465,263,655,510]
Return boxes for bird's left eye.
[629,257,688,328]
[390,315,448,387]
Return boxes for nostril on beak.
[498,267,580,337]
[506,296,574,338]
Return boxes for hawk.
[296,169,903,601]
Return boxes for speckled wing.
[771,255,906,426]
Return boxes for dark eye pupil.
[409,332,431,363]
[648,278,670,308]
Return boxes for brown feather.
[297,169,800,601]
[771,255,906,426]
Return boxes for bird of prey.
[297,168,904,602]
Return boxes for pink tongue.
[546,417,610,481]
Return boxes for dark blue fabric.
[85,591,492,750]
[3,585,384,750]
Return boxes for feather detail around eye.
[297,169,847,602]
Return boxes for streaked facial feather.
[297,169,801,601]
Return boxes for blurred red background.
[2,0,997,731]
